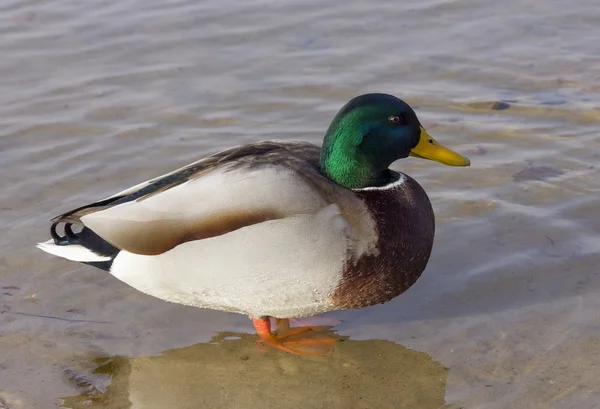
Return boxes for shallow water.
[1,0,600,407]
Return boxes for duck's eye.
[389,115,403,124]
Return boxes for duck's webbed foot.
[252,317,337,356]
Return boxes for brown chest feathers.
[331,176,435,309]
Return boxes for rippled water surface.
[1,0,600,408]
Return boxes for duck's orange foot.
[252,317,337,356]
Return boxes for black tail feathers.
[49,222,120,271]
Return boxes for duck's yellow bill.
[409,127,471,166]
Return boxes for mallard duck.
[37,93,470,355]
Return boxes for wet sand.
[60,333,447,409]
[1,0,600,408]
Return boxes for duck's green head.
[320,93,470,189]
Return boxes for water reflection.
[60,332,447,409]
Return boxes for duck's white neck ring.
[351,173,406,191]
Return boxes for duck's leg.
[252,317,337,356]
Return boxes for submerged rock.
[513,166,564,182]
